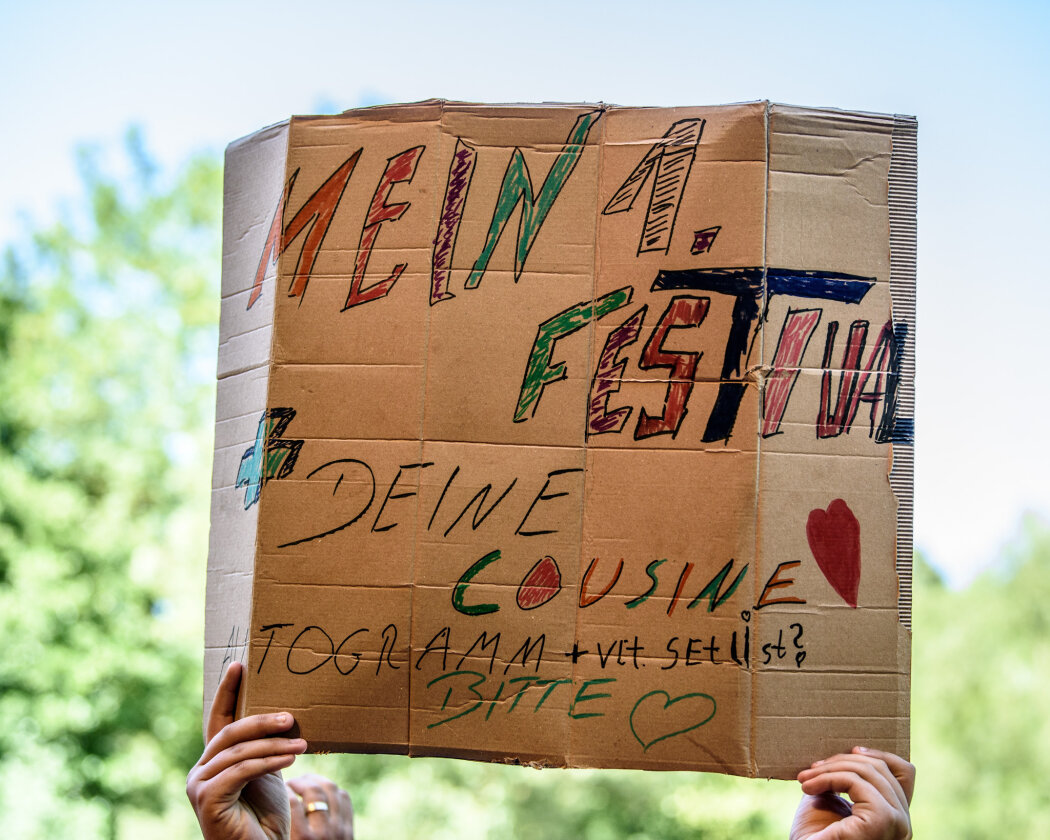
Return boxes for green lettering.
[687,559,749,612]
[507,676,544,712]
[533,678,573,712]
[516,287,632,422]
[467,110,602,289]
[452,550,501,616]
[569,678,616,719]
[625,558,667,609]
[426,670,486,729]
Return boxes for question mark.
[790,622,806,669]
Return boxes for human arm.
[789,747,915,840]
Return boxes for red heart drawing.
[806,499,860,608]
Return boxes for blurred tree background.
[1,136,1047,839]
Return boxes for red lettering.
[634,296,710,439]
[588,306,646,436]
[666,562,694,617]
[578,557,624,608]
[755,561,806,610]
[762,308,822,437]
[818,319,896,438]
[249,151,362,308]
[344,145,425,309]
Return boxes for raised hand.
[790,747,915,840]
[186,662,307,840]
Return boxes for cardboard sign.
[205,101,915,778]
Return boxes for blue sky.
[2,0,1048,584]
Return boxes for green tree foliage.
[910,516,1050,838]
[0,130,220,839]
[296,751,798,840]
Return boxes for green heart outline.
[629,690,717,752]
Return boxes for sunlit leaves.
[0,130,219,837]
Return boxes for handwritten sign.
[204,102,915,778]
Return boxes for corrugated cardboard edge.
[888,116,917,631]
[240,123,298,721]
[203,120,289,725]
[888,113,916,762]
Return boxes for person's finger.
[288,774,356,838]
[289,774,343,815]
[804,820,862,840]
[205,661,243,743]
[788,791,851,840]
[188,735,304,812]
[199,712,297,766]
[799,769,880,806]
[289,786,314,840]
[335,787,354,839]
[799,791,852,820]
[800,759,905,815]
[194,735,307,784]
[801,749,914,805]
[799,754,908,813]
[798,768,909,840]
[852,747,916,803]
[289,775,333,832]
[797,774,893,840]
[193,752,299,812]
